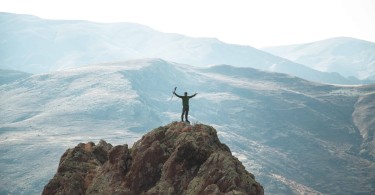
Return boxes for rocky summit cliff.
[42,122,263,195]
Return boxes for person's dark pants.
[181,106,189,121]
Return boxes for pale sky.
[1,0,375,47]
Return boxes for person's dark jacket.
[174,92,197,108]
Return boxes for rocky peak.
[42,122,264,195]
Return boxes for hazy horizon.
[1,0,375,48]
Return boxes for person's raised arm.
[189,93,198,98]
[174,91,183,98]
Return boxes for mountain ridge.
[262,37,375,81]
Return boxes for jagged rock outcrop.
[42,122,264,195]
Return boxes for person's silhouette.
[173,91,197,123]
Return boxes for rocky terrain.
[42,122,263,195]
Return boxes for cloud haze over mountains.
[1,12,375,195]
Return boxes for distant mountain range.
[263,37,375,81]
[1,12,371,85]
[1,59,374,194]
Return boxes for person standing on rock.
[173,88,197,123]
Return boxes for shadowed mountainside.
[0,69,31,85]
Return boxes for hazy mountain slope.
[263,37,375,81]
[1,59,374,194]
[0,69,31,85]
[0,12,357,84]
